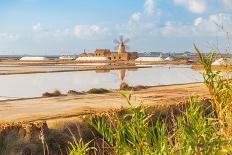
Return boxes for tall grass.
[68,46,232,154]
[89,105,170,154]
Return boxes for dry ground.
[0,83,208,122]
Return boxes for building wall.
[110,53,129,61]
[128,52,138,60]
[79,49,138,61]
[95,49,111,57]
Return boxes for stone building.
[79,42,138,61]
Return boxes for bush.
[67,90,83,96]
[42,90,62,97]
[52,90,62,96]
[87,88,110,94]
[42,92,52,97]
[120,83,148,91]
[119,82,132,91]
[133,85,148,91]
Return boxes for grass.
[67,45,232,155]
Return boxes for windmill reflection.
[118,69,128,90]
[118,69,126,82]
[95,68,138,90]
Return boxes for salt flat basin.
[0,65,203,98]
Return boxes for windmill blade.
[125,45,130,50]
[113,39,120,44]
[119,35,124,43]
[124,38,130,44]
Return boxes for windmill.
[113,35,130,54]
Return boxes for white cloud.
[0,33,19,40]
[31,23,72,41]
[161,21,193,37]
[161,13,232,37]
[131,12,141,22]
[194,17,204,26]
[53,28,71,37]
[221,0,232,9]
[74,24,108,40]
[32,23,43,32]
[144,0,154,15]
[174,0,207,14]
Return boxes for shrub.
[133,85,148,91]
[42,92,52,97]
[87,88,110,94]
[119,82,132,91]
[52,90,62,96]
[67,90,83,96]
[42,90,62,97]
[120,83,148,91]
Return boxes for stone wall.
[79,49,138,61]
[95,49,111,57]
[110,53,129,61]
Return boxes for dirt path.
[0,83,209,122]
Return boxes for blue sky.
[0,0,232,55]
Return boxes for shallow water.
[0,65,203,98]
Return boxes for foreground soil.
[0,83,209,122]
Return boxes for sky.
[0,0,232,55]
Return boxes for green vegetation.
[68,135,94,155]
[67,90,83,96]
[87,88,110,94]
[42,90,62,97]
[120,82,148,91]
[68,46,232,155]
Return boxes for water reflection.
[95,70,110,73]
[0,65,203,98]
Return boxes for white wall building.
[212,58,232,65]
[76,57,110,61]
[135,57,164,62]
[20,57,48,61]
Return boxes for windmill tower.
[113,35,130,54]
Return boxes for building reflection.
[118,69,126,82]
[118,69,128,89]
[95,68,138,89]
[95,70,110,73]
